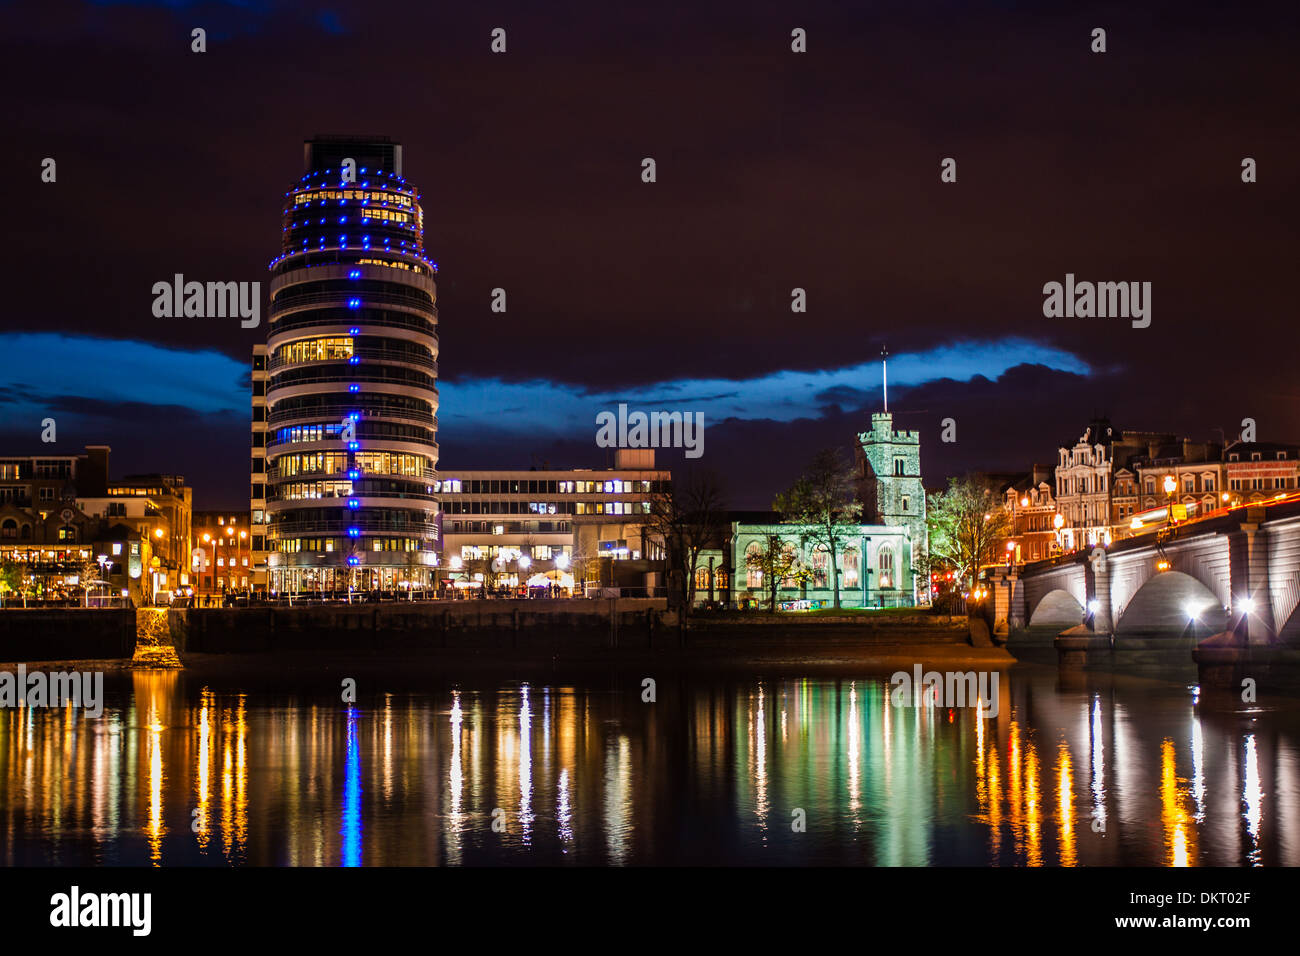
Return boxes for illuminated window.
[745,542,762,588]
[878,547,895,589]
[843,547,859,587]
[811,546,829,588]
[279,337,354,364]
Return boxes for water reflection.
[0,669,1297,866]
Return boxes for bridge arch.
[1028,588,1084,628]
[1107,536,1231,624]
[1114,570,1227,636]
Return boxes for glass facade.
[263,139,440,593]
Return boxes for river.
[0,664,1296,866]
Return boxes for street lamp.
[1163,474,1178,526]
[95,554,110,607]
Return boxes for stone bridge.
[995,500,1300,687]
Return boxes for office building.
[260,136,441,592]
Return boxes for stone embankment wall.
[0,609,136,661]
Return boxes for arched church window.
[745,542,762,589]
[878,547,894,589]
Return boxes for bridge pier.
[1055,625,1111,668]
[1195,510,1283,692]
[1088,547,1113,633]
[1236,515,1276,645]
[1054,548,1112,669]
[988,567,1023,638]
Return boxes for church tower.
[854,348,927,585]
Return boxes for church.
[691,351,928,609]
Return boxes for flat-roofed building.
[103,473,192,594]
[250,344,269,592]
[1224,440,1300,504]
[0,445,188,603]
[191,511,253,601]
[1132,439,1225,525]
[260,136,441,594]
[437,451,669,595]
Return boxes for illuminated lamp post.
[1053,512,1065,552]
[96,554,110,607]
[554,551,570,597]
[1163,474,1178,526]
[200,533,212,602]
[153,527,166,592]
[224,525,236,596]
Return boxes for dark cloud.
[2,0,1296,508]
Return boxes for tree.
[76,553,101,607]
[403,547,424,599]
[645,468,729,612]
[745,535,811,612]
[567,539,597,596]
[926,475,1012,591]
[774,448,863,609]
[475,557,501,592]
[343,541,363,602]
[518,534,538,591]
[0,561,23,608]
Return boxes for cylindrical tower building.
[264,136,440,594]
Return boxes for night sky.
[3,0,1296,510]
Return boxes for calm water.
[1,666,1297,866]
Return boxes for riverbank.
[0,638,1015,682]
[0,601,990,662]
[0,607,1019,680]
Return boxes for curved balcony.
[268,289,433,316]
[266,369,437,393]
[268,310,436,339]
[268,404,437,428]
[264,380,440,408]
[267,494,439,514]
[268,550,437,570]
[268,517,439,537]
[265,435,437,459]
[265,465,438,482]
[268,254,437,285]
